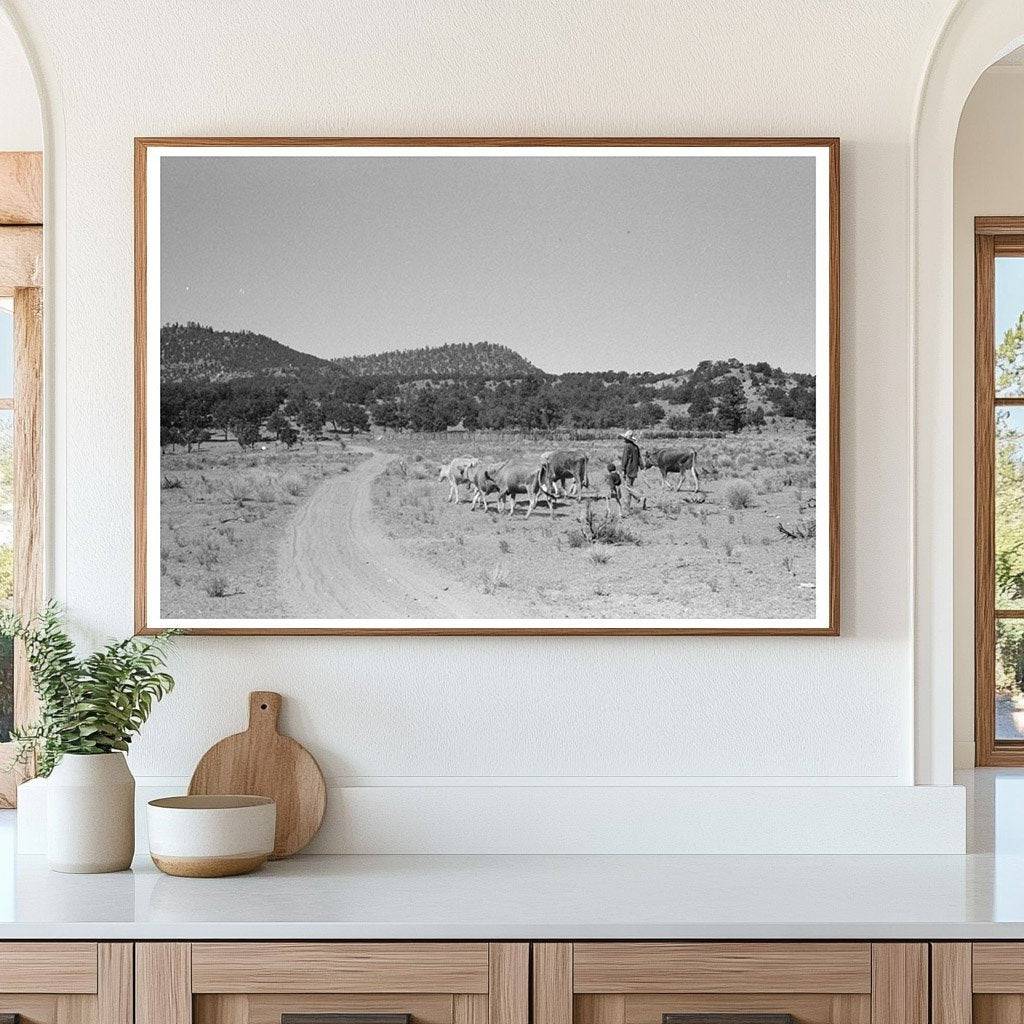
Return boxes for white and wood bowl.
[147,795,276,877]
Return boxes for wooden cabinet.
[136,943,528,1024]
[0,938,951,1024]
[930,943,1024,1024]
[533,944,928,1024]
[0,942,132,1024]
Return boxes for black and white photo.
[136,139,838,634]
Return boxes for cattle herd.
[438,446,702,519]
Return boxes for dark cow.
[490,460,557,518]
[539,449,589,499]
[644,447,700,492]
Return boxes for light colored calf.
[438,456,479,503]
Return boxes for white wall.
[1,0,972,851]
[952,66,1024,768]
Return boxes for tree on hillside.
[374,397,408,433]
[283,387,307,419]
[210,399,235,441]
[716,376,748,433]
[787,384,816,424]
[279,422,299,448]
[688,385,714,430]
[297,400,325,438]
[336,402,369,435]
[636,400,665,427]
[234,421,261,449]
[265,409,289,440]
[748,405,766,428]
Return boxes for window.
[975,219,1024,764]
[0,151,43,805]
[0,299,11,744]
[0,287,42,806]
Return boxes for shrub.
[281,473,305,497]
[566,505,640,547]
[589,549,611,565]
[227,477,253,504]
[481,563,510,595]
[778,517,816,539]
[723,480,756,509]
[161,474,182,490]
[204,575,230,597]
[254,474,277,502]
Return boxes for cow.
[490,459,559,518]
[438,456,479,503]
[539,449,589,499]
[468,462,506,512]
[643,447,700,492]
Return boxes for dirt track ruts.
[277,450,489,619]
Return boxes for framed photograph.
[135,137,839,636]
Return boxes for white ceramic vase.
[46,752,135,873]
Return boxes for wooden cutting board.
[188,691,326,859]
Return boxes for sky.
[997,257,1024,340]
[160,152,818,375]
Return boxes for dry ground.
[159,426,818,621]
[160,440,360,618]
[369,428,818,621]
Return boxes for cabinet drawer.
[535,944,925,1024]
[191,943,490,993]
[572,944,872,994]
[139,942,528,1024]
[0,942,98,993]
[0,943,130,1024]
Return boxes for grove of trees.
[159,327,817,451]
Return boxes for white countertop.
[1,769,1022,941]
[1,849,1023,940]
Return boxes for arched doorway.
[914,0,1024,784]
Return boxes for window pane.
[0,410,12,742]
[0,302,12,399]
[997,407,1024,609]
[998,619,1024,740]
[996,257,1024,396]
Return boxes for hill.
[161,322,337,384]
[332,341,541,380]
[158,324,816,440]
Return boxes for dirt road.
[277,450,491,619]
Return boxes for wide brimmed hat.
[618,430,638,441]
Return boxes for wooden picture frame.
[135,137,840,636]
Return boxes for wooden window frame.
[975,217,1024,765]
[0,151,43,806]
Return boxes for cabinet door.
[0,942,132,1024]
[934,943,1024,1024]
[534,943,927,1024]
[137,943,528,1024]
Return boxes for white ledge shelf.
[0,851,1020,940]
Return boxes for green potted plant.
[2,603,177,873]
